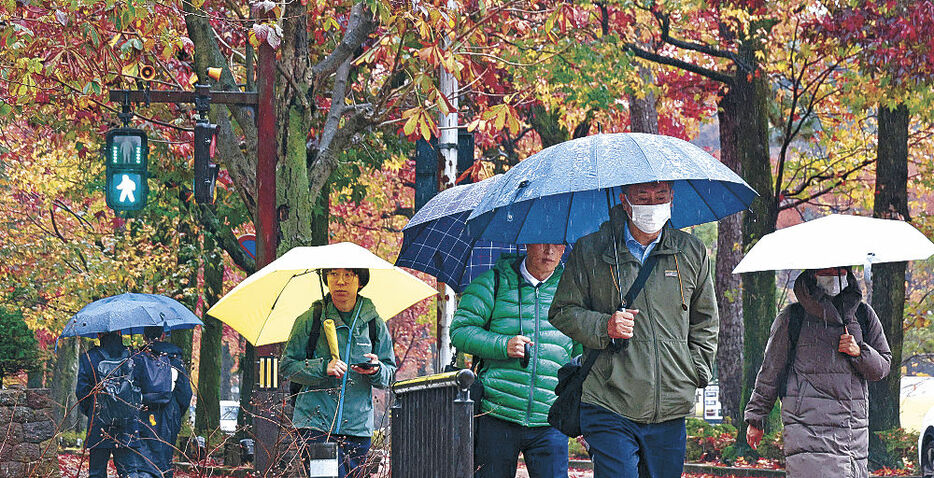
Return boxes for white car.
[921,405,934,478]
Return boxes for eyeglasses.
[326,270,358,282]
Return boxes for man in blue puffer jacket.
[450,244,581,478]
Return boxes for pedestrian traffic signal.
[193,120,219,204]
[105,128,149,212]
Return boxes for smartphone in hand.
[351,361,379,370]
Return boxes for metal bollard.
[307,442,339,478]
[239,438,255,464]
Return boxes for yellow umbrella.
[207,242,437,346]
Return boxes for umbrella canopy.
[207,242,437,346]
[396,176,525,293]
[60,293,203,338]
[733,214,934,273]
[466,133,757,244]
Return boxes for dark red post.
[253,24,281,475]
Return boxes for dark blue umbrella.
[466,133,758,244]
[60,293,203,338]
[396,176,526,294]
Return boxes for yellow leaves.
[482,103,521,135]
[401,107,438,141]
[322,16,340,32]
[418,45,443,67]
[121,63,138,77]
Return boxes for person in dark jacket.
[135,326,193,478]
[745,267,891,478]
[76,330,142,478]
[550,181,719,478]
[280,268,396,478]
[450,244,579,478]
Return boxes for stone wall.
[0,388,60,478]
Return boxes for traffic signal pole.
[252,30,281,476]
[109,63,282,472]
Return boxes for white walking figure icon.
[117,174,137,202]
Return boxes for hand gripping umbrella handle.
[323,319,340,361]
[609,307,631,353]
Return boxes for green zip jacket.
[450,254,581,427]
[280,296,396,437]
[549,206,718,424]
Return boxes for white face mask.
[816,274,848,296]
[626,198,671,234]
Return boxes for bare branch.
[310,2,375,84]
[654,10,752,73]
[625,43,734,85]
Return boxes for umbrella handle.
[609,338,630,353]
[609,307,631,353]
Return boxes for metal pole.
[435,4,460,371]
[253,14,280,474]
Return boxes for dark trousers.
[300,429,371,478]
[89,446,140,478]
[579,402,686,478]
[474,414,569,478]
[138,406,182,477]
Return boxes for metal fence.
[390,370,475,478]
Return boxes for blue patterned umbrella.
[466,133,758,244]
[60,293,203,338]
[396,176,526,293]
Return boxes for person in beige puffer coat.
[745,267,891,478]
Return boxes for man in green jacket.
[450,244,580,478]
[280,268,396,478]
[550,181,719,478]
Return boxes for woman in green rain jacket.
[281,268,396,478]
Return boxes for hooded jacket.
[76,334,141,449]
[744,270,891,478]
[550,205,719,424]
[280,295,396,437]
[450,253,581,427]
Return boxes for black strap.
[580,253,661,377]
[609,253,661,353]
[305,302,324,360]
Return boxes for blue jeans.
[88,447,141,478]
[300,429,371,478]
[579,403,686,478]
[474,415,569,478]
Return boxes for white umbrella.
[207,242,437,346]
[733,214,934,274]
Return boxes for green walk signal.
[105,128,149,212]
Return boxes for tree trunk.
[195,226,224,434]
[735,51,778,451]
[868,103,909,469]
[714,89,744,427]
[51,336,80,431]
[628,65,659,134]
[528,105,570,148]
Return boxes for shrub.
[757,428,784,465]
[685,417,737,463]
[876,428,920,471]
[568,437,589,459]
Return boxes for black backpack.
[289,303,380,406]
[136,347,175,406]
[777,302,870,397]
[94,348,142,430]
